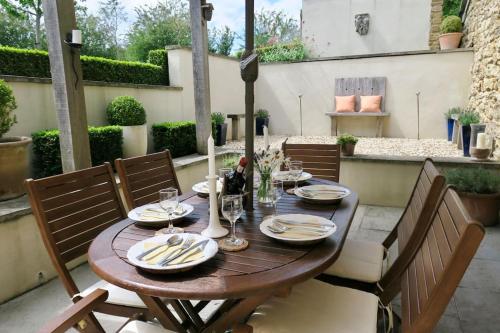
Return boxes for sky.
[84,0,302,41]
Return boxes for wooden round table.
[88,178,358,332]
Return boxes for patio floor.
[1,205,499,333]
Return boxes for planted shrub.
[32,126,123,178]
[458,110,480,126]
[0,46,168,85]
[0,79,17,138]
[445,168,500,194]
[152,121,197,157]
[256,109,269,119]
[337,133,359,146]
[106,96,146,126]
[211,112,225,125]
[440,15,462,34]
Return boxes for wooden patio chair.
[115,150,181,210]
[281,139,341,182]
[247,186,485,332]
[319,158,446,294]
[38,289,170,333]
[25,164,153,322]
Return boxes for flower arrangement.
[254,148,289,203]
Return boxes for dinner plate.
[260,214,337,245]
[294,184,351,204]
[192,180,223,195]
[127,233,218,274]
[272,171,313,184]
[128,202,194,227]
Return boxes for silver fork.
[273,220,330,233]
[157,237,195,265]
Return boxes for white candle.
[476,133,487,149]
[263,125,269,149]
[72,30,82,44]
[208,134,215,176]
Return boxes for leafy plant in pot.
[439,15,463,50]
[445,168,500,226]
[458,110,480,157]
[211,112,227,146]
[106,96,147,158]
[337,133,358,156]
[255,109,269,136]
[0,80,31,200]
[444,107,462,142]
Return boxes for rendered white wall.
[302,0,433,58]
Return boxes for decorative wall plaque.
[355,13,370,35]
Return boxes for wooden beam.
[189,0,212,155]
[43,0,91,172]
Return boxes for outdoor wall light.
[202,3,214,21]
[64,30,82,48]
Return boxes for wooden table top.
[88,178,358,300]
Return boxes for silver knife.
[160,239,210,266]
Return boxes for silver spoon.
[136,234,183,260]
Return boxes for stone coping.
[1,149,497,224]
[0,75,183,91]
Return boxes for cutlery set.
[136,236,208,266]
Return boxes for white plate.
[294,184,351,204]
[272,171,313,184]
[127,233,218,274]
[128,202,194,227]
[192,180,223,195]
[260,214,337,245]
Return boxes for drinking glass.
[159,188,182,234]
[221,194,244,246]
[289,160,303,192]
[270,179,284,219]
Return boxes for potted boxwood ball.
[446,168,500,226]
[337,133,359,156]
[0,80,31,200]
[439,15,463,50]
[458,110,480,157]
[212,112,227,146]
[106,96,147,158]
[444,107,462,142]
[255,109,270,136]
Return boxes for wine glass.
[270,179,284,219]
[289,160,303,192]
[159,188,182,234]
[221,194,244,247]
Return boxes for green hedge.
[147,49,169,86]
[152,121,197,158]
[32,126,123,178]
[0,46,169,85]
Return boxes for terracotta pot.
[341,143,356,156]
[122,124,147,158]
[439,32,463,50]
[0,136,32,201]
[458,191,500,226]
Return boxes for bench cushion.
[323,239,385,283]
[360,95,382,113]
[247,279,378,333]
[335,95,356,113]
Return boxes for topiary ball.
[106,96,146,126]
[440,15,462,34]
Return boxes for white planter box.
[122,124,148,158]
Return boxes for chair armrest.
[38,289,109,333]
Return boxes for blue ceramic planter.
[447,118,454,141]
[462,125,471,157]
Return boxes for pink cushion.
[360,96,382,113]
[335,95,356,113]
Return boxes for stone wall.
[462,0,500,150]
[428,0,444,49]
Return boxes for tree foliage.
[0,0,44,49]
[443,0,462,17]
[98,0,127,59]
[254,9,300,48]
[208,26,236,56]
[0,8,38,48]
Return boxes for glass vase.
[257,171,273,204]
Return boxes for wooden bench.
[325,77,389,137]
[227,114,257,140]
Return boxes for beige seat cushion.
[119,320,174,333]
[323,239,385,283]
[79,280,146,308]
[247,279,378,333]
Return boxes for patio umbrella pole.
[242,0,257,211]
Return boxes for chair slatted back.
[282,141,341,182]
[25,163,126,296]
[401,187,484,333]
[115,150,181,209]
